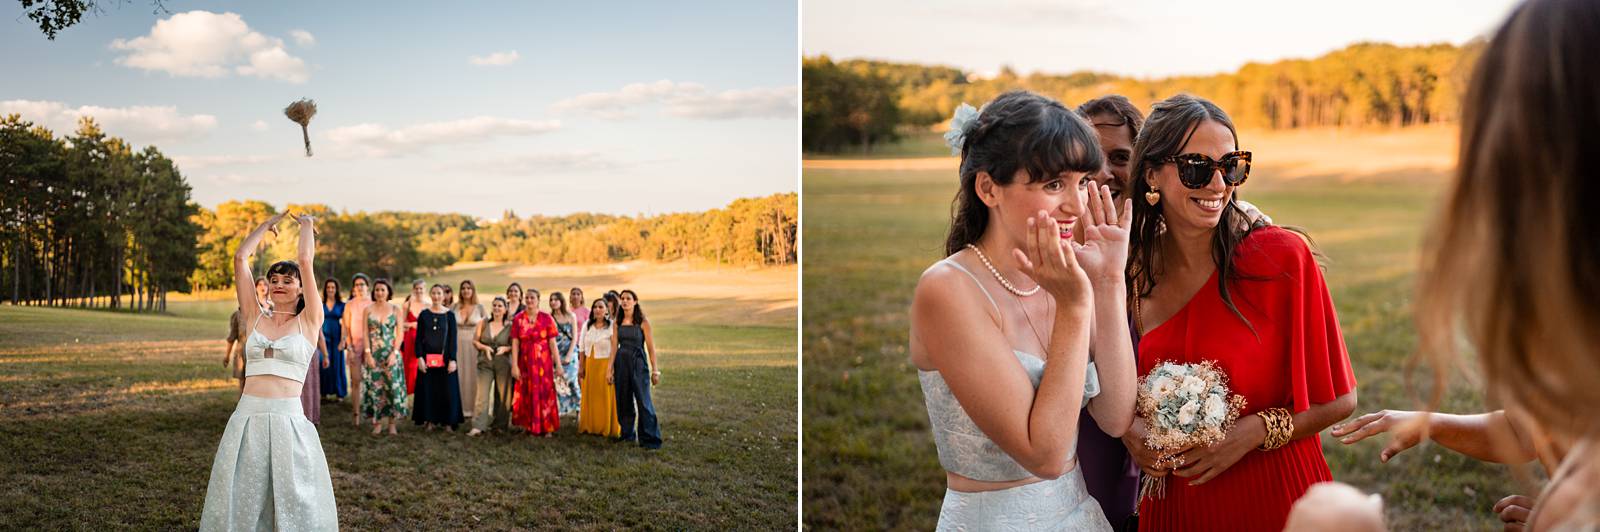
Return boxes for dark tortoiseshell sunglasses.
[1156,150,1252,189]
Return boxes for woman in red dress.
[1122,94,1357,532]
[510,287,561,435]
[401,279,427,394]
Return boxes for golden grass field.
[1,261,798,530]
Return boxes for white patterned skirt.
[200,394,338,531]
[937,468,1110,531]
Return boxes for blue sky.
[804,0,1521,78]
[2,1,798,219]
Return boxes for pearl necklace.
[965,243,1040,297]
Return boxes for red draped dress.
[402,304,420,394]
[1136,226,1357,532]
[510,310,560,435]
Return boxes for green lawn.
[801,158,1530,530]
[0,266,797,530]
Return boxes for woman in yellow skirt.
[577,299,621,437]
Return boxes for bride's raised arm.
[295,213,322,329]
[1078,183,1137,437]
[233,212,287,321]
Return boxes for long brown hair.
[1126,94,1264,331]
[550,291,571,319]
[945,90,1103,255]
[457,280,480,310]
[1418,0,1600,441]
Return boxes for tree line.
[804,41,1482,152]
[186,193,798,292]
[1,114,201,311]
[3,113,797,308]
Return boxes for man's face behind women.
[1089,112,1134,200]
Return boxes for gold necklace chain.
[965,243,1041,297]
[1012,286,1053,356]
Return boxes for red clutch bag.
[424,353,445,368]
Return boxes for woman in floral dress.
[551,291,581,416]
[362,279,409,435]
[510,288,561,436]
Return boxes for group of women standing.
[495,283,661,448]
[291,276,663,447]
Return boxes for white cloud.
[109,11,310,83]
[551,80,796,120]
[458,151,630,175]
[289,29,315,47]
[323,116,562,158]
[0,99,217,143]
[171,154,280,171]
[202,173,304,185]
[664,86,799,119]
[469,50,520,66]
[251,120,269,131]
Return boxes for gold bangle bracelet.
[1256,408,1293,451]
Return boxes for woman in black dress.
[412,283,463,431]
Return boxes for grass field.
[0,262,797,530]
[801,128,1531,531]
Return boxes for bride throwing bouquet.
[200,212,337,530]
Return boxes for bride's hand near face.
[1072,184,1132,285]
[1013,210,1092,311]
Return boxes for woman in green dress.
[362,278,409,435]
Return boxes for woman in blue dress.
[319,278,348,399]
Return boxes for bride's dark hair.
[945,90,1103,256]
[265,260,307,315]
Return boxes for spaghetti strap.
[249,308,264,334]
[942,258,1003,317]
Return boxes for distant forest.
[804,41,1481,152]
[2,113,796,311]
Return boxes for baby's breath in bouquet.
[1136,360,1248,499]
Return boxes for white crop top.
[243,312,315,382]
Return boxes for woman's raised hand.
[1074,184,1133,284]
[289,212,318,236]
[1012,210,1092,309]
[262,211,290,238]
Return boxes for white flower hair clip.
[943,102,980,156]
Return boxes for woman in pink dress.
[341,273,372,425]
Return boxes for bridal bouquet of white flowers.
[1136,360,1247,499]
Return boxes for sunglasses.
[1156,150,1252,189]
